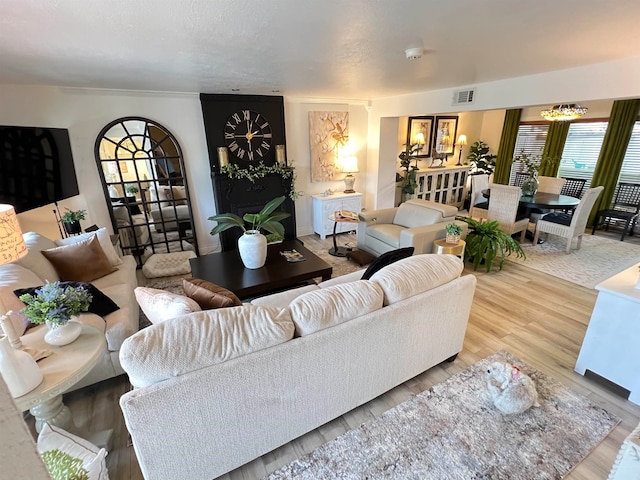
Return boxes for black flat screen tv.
[0,125,80,213]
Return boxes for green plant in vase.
[18,281,92,327]
[208,196,291,269]
[445,223,463,244]
[455,216,526,272]
[59,208,87,235]
[467,140,497,175]
[513,150,561,196]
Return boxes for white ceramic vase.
[44,319,82,346]
[237,230,267,269]
[0,334,43,398]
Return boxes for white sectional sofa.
[119,254,476,480]
[0,230,139,391]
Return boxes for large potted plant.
[467,140,497,176]
[455,216,526,272]
[18,281,92,346]
[208,196,291,269]
[60,208,87,235]
[396,143,421,202]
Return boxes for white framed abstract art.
[308,111,349,182]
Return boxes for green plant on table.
[208,196,291,238]
[41,449,89,480]
[124,183,139,195]
[60,208,87,224]
[455,216,526,272]
[445,223,462,236]
[18,281,92,326]
[513,150,561,175]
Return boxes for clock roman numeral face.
[224,109,272,161]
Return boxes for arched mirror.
[94,117,198,266]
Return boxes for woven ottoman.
[142,251,196,279]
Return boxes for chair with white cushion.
[533,186,604,253]
[537,176,566,195]
[469,174,489,221]
[487,184,529,242]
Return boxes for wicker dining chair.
[469,174,489,221]
[591,182,640,241]
[537,176,566,195]
[534,186,604,253]
[487,184,529,242]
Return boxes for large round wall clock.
[224,109,272,162]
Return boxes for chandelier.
[540,104,588,121]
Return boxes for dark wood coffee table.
[189,240,332,299]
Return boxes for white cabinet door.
[312,193,362,239]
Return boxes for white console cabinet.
[312,192,362,239]
[575,263,640,405]
[413,165,470,208]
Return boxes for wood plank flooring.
[28,230,640,480]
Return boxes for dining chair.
[591,182,640,241]
[533,186,604,253]
[469,174,489,220]
[537,176,566,195]
[560,177,587,199]
[512,172,529,187]
[487,184,530,242]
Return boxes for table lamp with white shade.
[341,155,359,193]
[0,204,43,398]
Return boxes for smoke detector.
[405,47,424,60]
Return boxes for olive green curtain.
[539,121,570,177]
[588,98,640,224]
[493,109,522,184]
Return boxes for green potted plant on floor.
[455,216,525,272]
[60,208,87,235]
[396,143,421,202]
[208,196,291,269]
[467,140,497,176]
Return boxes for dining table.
[481,188,581,241]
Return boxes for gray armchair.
[357,199,467,256]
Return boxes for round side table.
[433,238,466,259]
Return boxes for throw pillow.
[42,236,116,282]
[360,247,415,280]
[182,278,242,310]
[172,186,188,205]
[55,227,123,267]
[14,282,120,317]
[134,287,201,324]
[37,423,108,480]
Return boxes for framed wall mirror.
[94,117,198,266]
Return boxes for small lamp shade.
[457,134,467,147]
[341,156,359,174]
[0,205,27,266]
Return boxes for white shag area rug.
[265,350,620,480]
[507,234,640,289]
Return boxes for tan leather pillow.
[42,235,116,282]
[183,278,242,310]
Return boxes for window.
[619,122,640,184]
[557,121,607,186]
[510,123,548,184]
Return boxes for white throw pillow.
[37,423,108,480]
[119,305,295,387]
[55,227,123,267]
[15,232,60,282]
[289,280,383,336]
[134,287,201,324]
[370,254,463,305]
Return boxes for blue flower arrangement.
[19,281,92,326]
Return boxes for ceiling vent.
[452,88,476,106]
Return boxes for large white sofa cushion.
[289,280,383,336]
[120,305,295,387]
[15,232,60,282]
[55,227,123,267]
[370,254,463,305]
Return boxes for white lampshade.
[0,205,27,266]
[415,132,425,144]
[341,156,359,174]
[457,134,468,146]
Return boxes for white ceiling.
[2,0,640,100]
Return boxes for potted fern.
[455,216,526,272]
[208,196,291,269]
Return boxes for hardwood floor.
[31,229,640,480]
